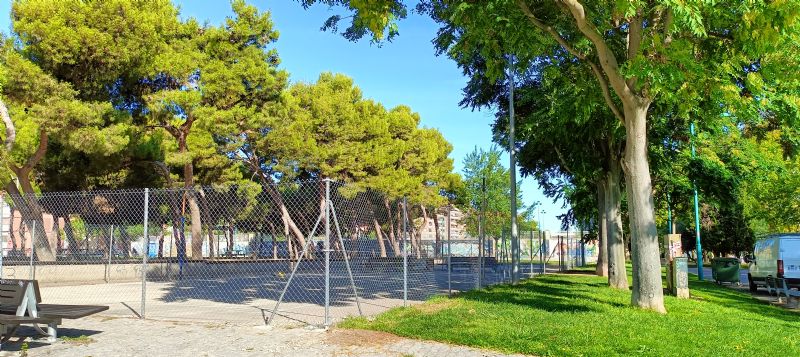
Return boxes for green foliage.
[461,146,523,237]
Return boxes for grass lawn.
[341,270,799,356]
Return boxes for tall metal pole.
[539,209,545,275]
[324,179,331,326]
[29,221,36,279]
[690,122,704,280]
[508,55,520,284]
[106,225,114,283]
[667,192,673,234]
[402,197,408,306]
[447,205,452,296]
[478,177,485,288]
[141,188,149,319]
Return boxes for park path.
[0,316,526,357]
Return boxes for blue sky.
[0,1,568,231]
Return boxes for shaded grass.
[341,271,799,356]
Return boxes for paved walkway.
[0,316,526,357]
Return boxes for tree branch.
[588,64,625,123]
[23,129,48,171]
[0,99,15,153]
[517,0,624,123]
[551,143,576,177]
[626,11,644,89]
[558,0,635,102]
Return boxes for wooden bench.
[0,279,108,349]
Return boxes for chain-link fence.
[0,180,591,327]
[0,181,596,327]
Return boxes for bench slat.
[36,304,109,319]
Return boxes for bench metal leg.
[46,322,57,343]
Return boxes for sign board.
[672,257,689,298]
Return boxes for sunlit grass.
[341,270,799,356]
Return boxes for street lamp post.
[539,209,545,275]
[508,56,520,283]
[690,122,704,280]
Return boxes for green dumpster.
[711,257,741,285]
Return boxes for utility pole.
[539,209,545,275]
[690,122,704,280]
[667,192,673,234]
[508,55,520,283]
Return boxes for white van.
[747,234,800,292]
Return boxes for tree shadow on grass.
[688,278,799,324]
[457,278,626,313]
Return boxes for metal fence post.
[447,205,451,296]
[529,231,533,277]
[580,228,586,266]
[477,213,482,290]
[106,225,114,283]
[324,179,331,326]
[29,221,36,280]
[402,197,408,307]
[541,230,546,275]
[141,188,149,319]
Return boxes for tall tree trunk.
[255,173,307,258]
[158,225,166,258]
[119,226,131,258]
[9,208,18,251]
[383,198,400,256]
[176,135,203,259]
[595,182,608,277]
[372,217,387,258]
[62,216,78,254]
[198,188,215,258]
[418,205,430,259]
[622,101,665,313]
[54,217,62,256]
[605,158,629,289]
[227,221,235,257]
[267,221,278,259]
[184,191,203,259]
[5,181,55,261]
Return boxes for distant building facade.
[417,207,468,241]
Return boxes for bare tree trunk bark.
[54,218,62,256]
[157,226,165,258]
[373,217,387,258]
[623,101,665,313]
[186,191,203,259]
[9,208,18,251]
[119,226,131,258]
[267,221,278,259]
[5,181,55,261]
[63,216,79,255]
[606,158,629,289]
[198,188,215,258]
[383,198,400,256]
[227,222,235,257]
[418,205,429,259]
[596,182,608,277]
